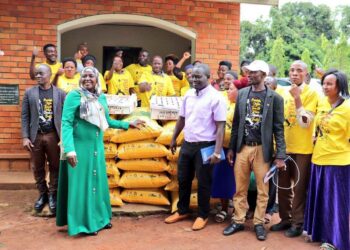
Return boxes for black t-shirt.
[38,86,54,132]
[244,88,266,143]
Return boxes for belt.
[185,140,215,146]
[37,130,55,135]
[244,141,261,146]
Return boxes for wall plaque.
[0,84,19,105]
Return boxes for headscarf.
[78,66,108,131]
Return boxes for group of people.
[164,60,349,250]
[21,43,349,250]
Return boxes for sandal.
[320,243,336,250]
[215,210,227,223]
[264,213,272,224]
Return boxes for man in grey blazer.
[22,64,66,215]
[223,60,286,241]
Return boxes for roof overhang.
[199,0,278,6]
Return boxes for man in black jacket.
[22,64,66,215]
[223,60,286,241]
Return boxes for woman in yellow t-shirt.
[164,53,190,96]
[212,80,238,223]
[104,56,134,96]
[56,58,80,93]
[304,69,350,250]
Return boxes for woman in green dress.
[56,66,143,236]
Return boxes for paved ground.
[0,190,320,250]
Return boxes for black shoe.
[104,223,112,229]
[223,223,244,236]
[270,221,292,231]
[34,193,48,213]
[285,226,303,238]
[48,193,56,215]
[86,231,98,236]
[255,224,267,241]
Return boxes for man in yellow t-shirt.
[30,44,62,83]
[82,54,107,92]
[125,50,152,100]
[138,56,175,107]
[180,64,194,96]
[104,56,134,95]
[271,60,319,238]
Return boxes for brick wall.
[0,0,240,167]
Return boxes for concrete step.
[0,171,35,190]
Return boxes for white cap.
[243,60,269,75]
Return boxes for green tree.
[301,48,313,72]
[240,2,350,78]
[339,6,350,36]
[240,20,270,61]
[270,37,286,77]
[323,34,350,76]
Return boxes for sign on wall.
[0,84,19,105]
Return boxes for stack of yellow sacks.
[104,108,171,207]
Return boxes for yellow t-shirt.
[125,64,152,100]
[36,61,62,82]
[98,73,107,93]
[169,72,189,96]
[57,73,80,93]
[223,102,236,148]
[138,71,175,107]
[284,84,319,154]
[104,70,134,95]
[275,85,287,98]
[312,98,350,165]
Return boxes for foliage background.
[240,2,350,78]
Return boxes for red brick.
[0,160,10,170]
[0,16,17,22]
[0,0,240,157]
[10,160,30,171]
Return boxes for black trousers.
[177,141,215,219]
[30,131,60,195]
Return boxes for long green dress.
[56,90,129,236]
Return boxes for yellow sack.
[110,117,163,144]
[104,143,118,159]
[117,142,169,159]
[164,175,198,191]
[155,121,184,146]
[106,159,120,176]
[109,188,123,206]
[125,107,151,119]
[119,171,171,188]
[167,147,180,161]
[116,158,168,172]
[166,161,177,176]
[108,174,120,188]
[171,191,198,213]
[103,128,115,142]
[120,189,170,206]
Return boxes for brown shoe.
[164,212,190,224]
[192,217,208,231]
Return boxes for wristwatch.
[213,152,221,159]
